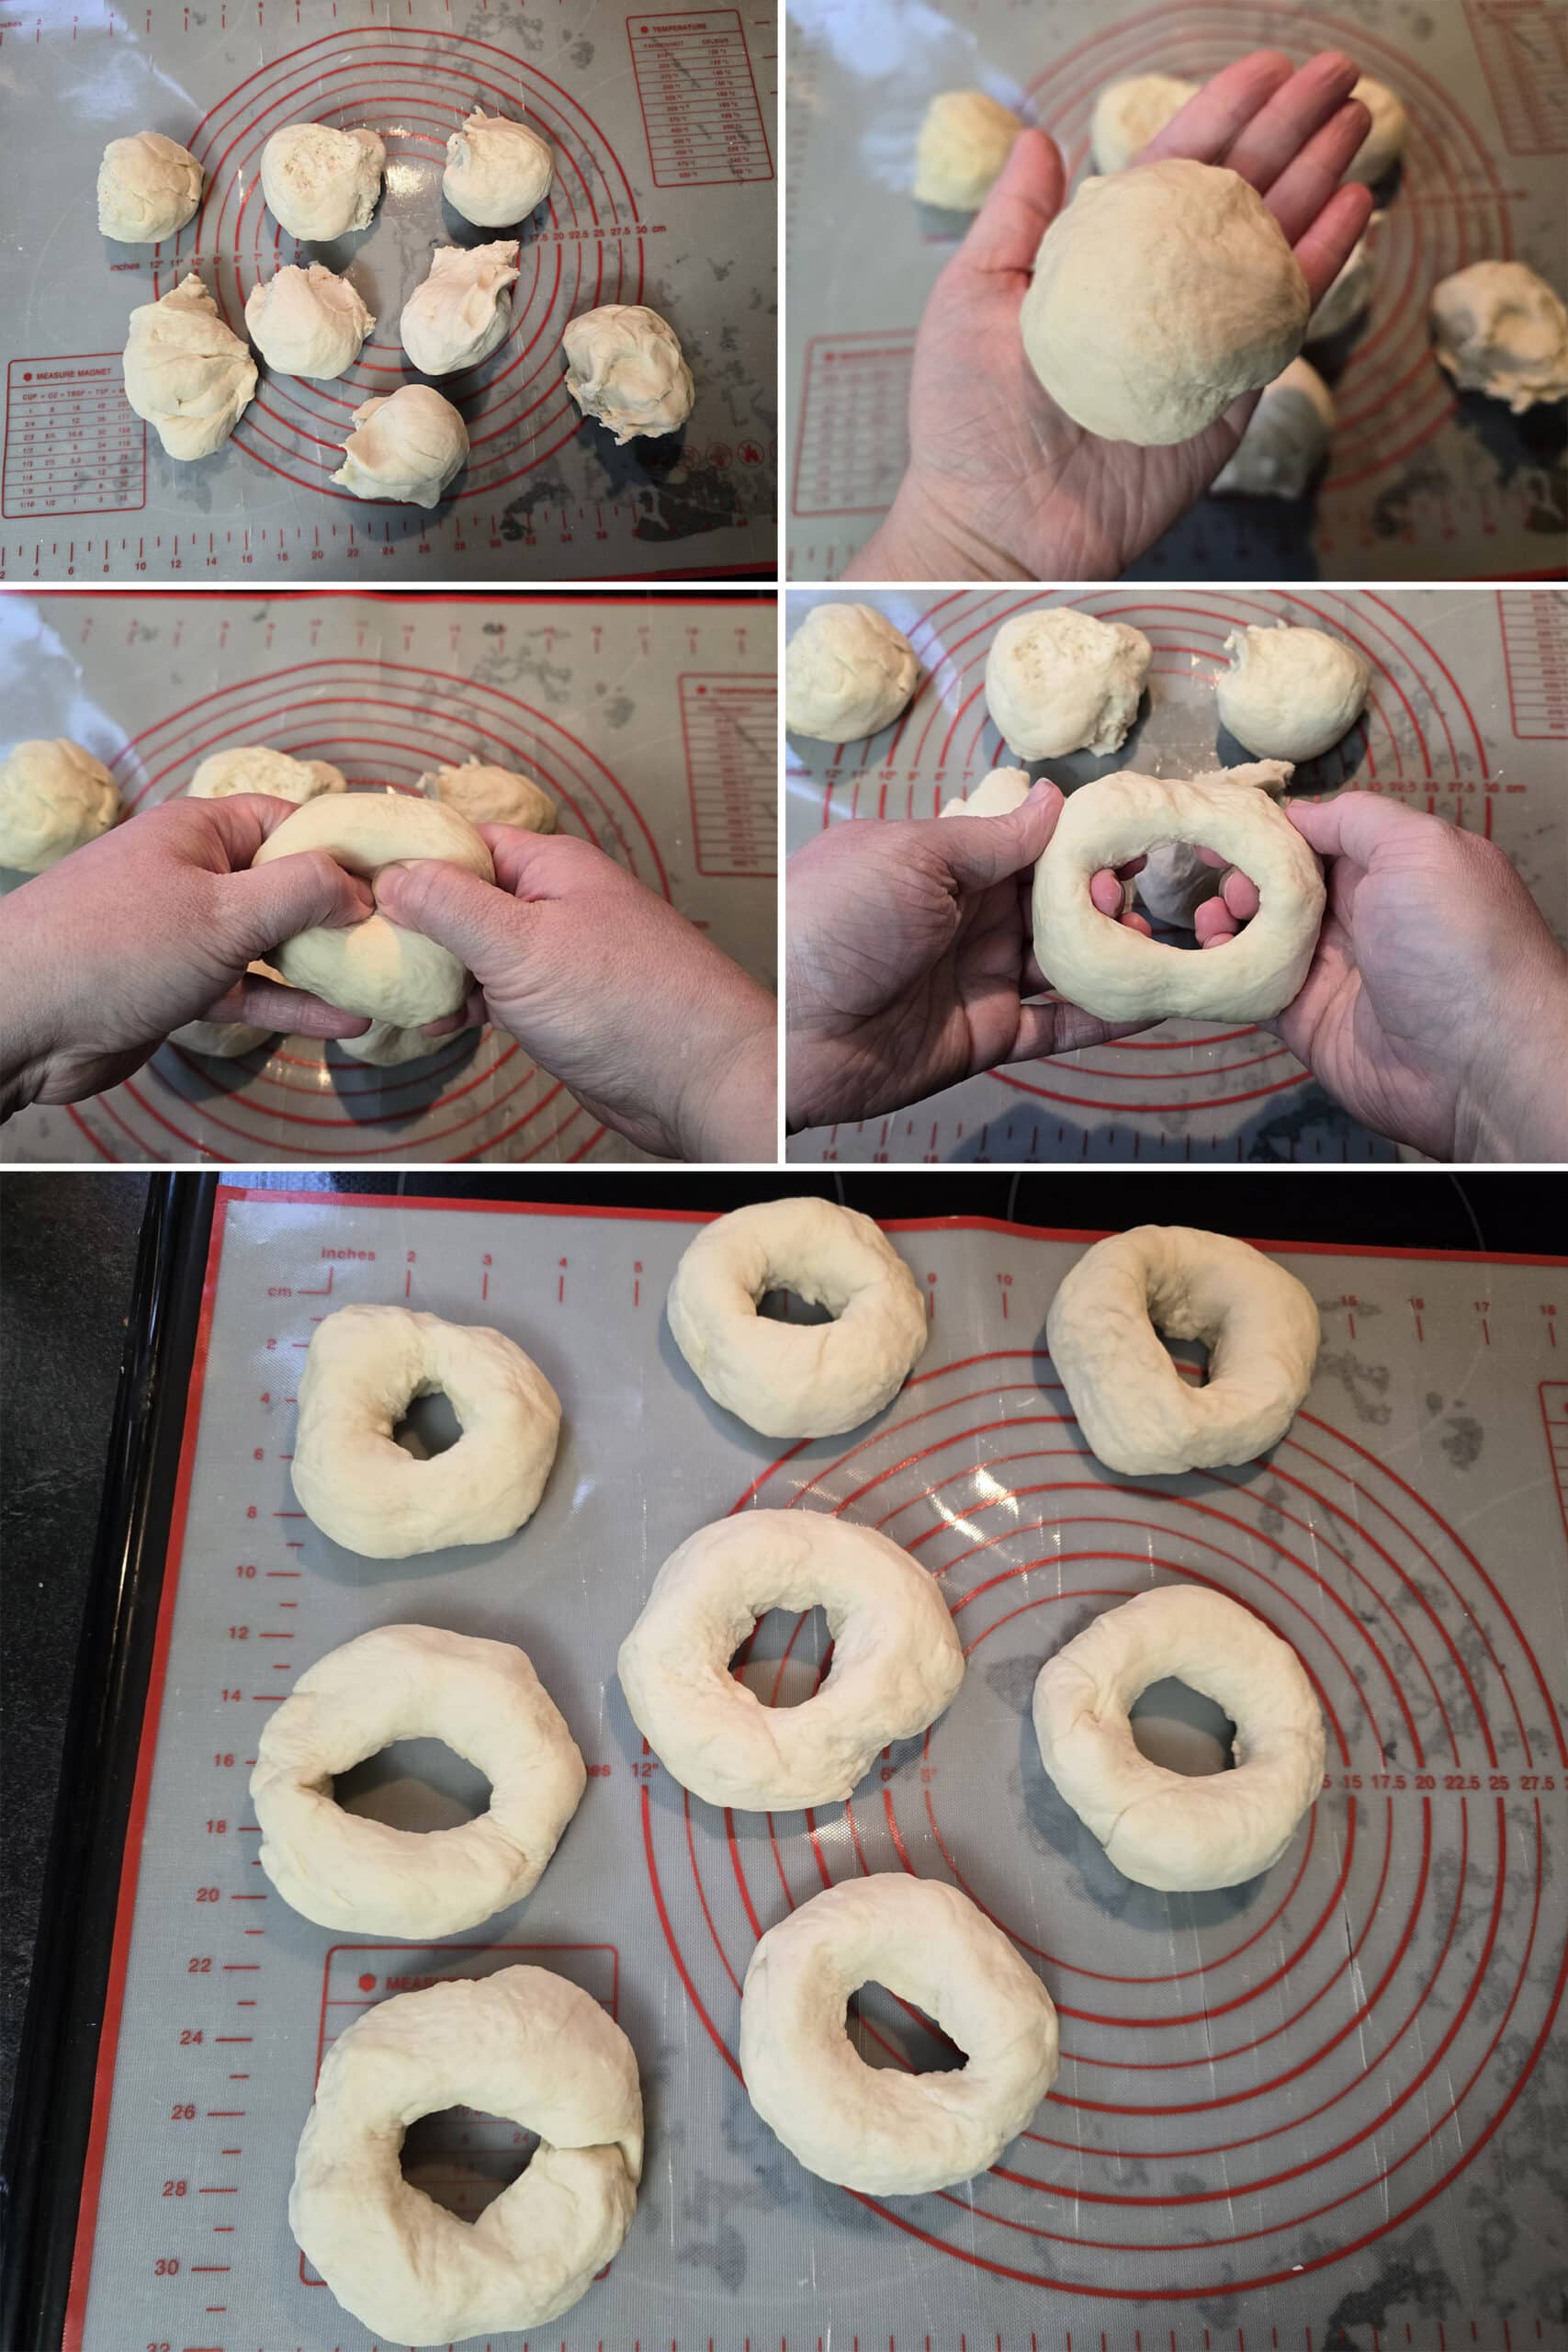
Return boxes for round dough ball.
[1306,227,1376,343]
[122,271,257,461]
[1216,623,1371,763]
[785,603,919,742]
[1430,262,1568,414]
[0,739,119,872]
[985,606,1151,759]
[1089,73,1199,175]
[261,122,385,241]
[1346,77,1406,185]
[401,242,519,376]
[1212,357,1336,499]
[187,745,347,802]
[421,756,557,832]
[561,304,694,442]
[333,384,468,507]
[939,764,1031,819]
[244,264,374,379]
[97,130,203,243]
[913,89,1024,210]
[1021,161,1310,446]
[444,107,554,225]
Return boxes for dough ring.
[1032,770,1324,1023]
[253,1622,585,1936]
[617,1510,964,1810]
[291,1302,560,1556]
[667,1197,929,1438]
[739,1875,1059,2193]
[1046,1223,1320,1476]
[289,1963,641,2339]
[1032,1584,1325,1890]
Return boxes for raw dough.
[170,960,286,1057]
[1212,356,1336,499]
[1134,763,1291,928]
[740,1876,1059,2194]
[289,1966,641,2339]
[1217,622,1371,762]
[0,739,118,871]
[1306,227,1376,342]
[251,794,492,1025]
[338,1018,472,1066]
[97,130,203,243]
[1089,73,1199,174]
[261,122,385,241]
[244,264,374,379]
[667,1196,929,1438]
[420,754,558,832]
[1032,769,1325,1023]
[913,90,1024,210]
[1032,1584,1325,1889]
[333,383,469,507]
[444,107,554,225]
[1430,262,1568,414]
[1045,1222,1321,1476]
[401,241,520,375]
[1021,161,1310,445]
[985,606,1151,758]
[122,272,257,460]
[617,1511,964,1811]
[939,765,1031,819]
[561,303,694,442]
[290,1301,558,1555]
[1346,76,1406,185]
[784,602,920,742]
[187,744,347,801]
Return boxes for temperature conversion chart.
[785,0,1568,582]
[0,593,777,1164]
[0,0,776,582]
[786,587,1568,1164]
[60,1189,1568,2352]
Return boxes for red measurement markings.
[792,332,914,518]
[1464,0,1568,153]
[679,673,777,876]
[627,7,773,186]
[1540,1384,1568,1553]
[1498,590,1568,737]
[3,356,146,520]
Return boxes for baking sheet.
[63,1187,1568,2352]
[786,586,1568,1164]
[0,591,777,1164]
[0,0,777,582]
[784,0,1568,583]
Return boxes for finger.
[951,128,1066,278]
[482,825,605,900]
[188,789,317,869]
[1115,853,1147,879]
[1121,908,1155,939]
[1287,786,1423,865]
[373,855,516,974]
[1223,51,1360,195]
[922,778,1065,891]
[1089,866,1125,917]
[1195,896,1239,947]
[1141,51,1294,167]
[1224,867,1261,921]
[1010,1001,1151,1062]
[1290,178,1377,306]
[227,975,370,1038]
[222,847,373,959]
[1267,102,1374,243]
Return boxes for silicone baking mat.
[62,1187,1568,2352]
[0,0,777,582]
[786,586,1568,1163]
[784,0,1568,582]
[0,591,777,1164]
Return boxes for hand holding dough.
[245,264,374,379]
[0,739,119,871]
[561,304,694,442]
[785,602,919,742]
[333,384,468,506]
[188,744,347,802]
[420,755,557,832]
[122,272,256,460]
[913,90,1024,209]
[1430,262,1568,414]
[444,107,554,224]
[261,122,385,240]
[1217,623,1371,762]
[985,607,1150,758]
[97,130,203,243]
[1212,357,1335,500]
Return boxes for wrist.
[677,991,778,1163]
[0,904,63,1120]
[844,475,1032,585]
[1453,963,1568,1160]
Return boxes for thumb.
[372,857,518,978]
[222,849,373,962]
[924,779,1063,891]
[953,128,1066,279]
[1288,789,1426,866]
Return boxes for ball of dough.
[1021,160,1310,446]
[401,241,520,376]
[985,606,1151,759]
[1346,77,1406,185]
[1306,228,1376,343]
[939,764,1031,818]
[785,603,919,742]
[1430,261,1568,414]
[97,130,203,243]
[1089,73,1199,175]
[420,755,557,832]
[244,264,374,379]
[333,384,468,507]
[1217,624,1371,763]
[1212,356,1336,499]
[913,89,1024,210]
[0,739,119,872]
[1135,763,1291,927]
[444,107,554,225]
[561,304,694,442]
[122,271,257,461]
[188,745,347,801]
[261,122,385,241]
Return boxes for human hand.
[0,794,372,1118]
[849,51,1376,583]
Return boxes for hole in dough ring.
[667,1197,929,1437]
[739,1875,1059,2193]
[1032,1584,1325,1891]
[616,1510,964,1810]
[289,1963,642,2340]
[252,1622,587,1936]
[1046,1223,1320,1476]
[1032,771,1325,1022]
[290,1303,560,1556]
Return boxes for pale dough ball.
[122,271,257,460]
[421,756,557,832]
[444,107,553,226]
[187,746,347,802]
[336,1019,471,1066]
[561,304,694,442]
[0,739,119,872]
[785,603,919,742]
[985,606,1151,760]
[1217,624,1371,763]
[1346,77,1406,185]
[1430,262,1568,414]
[940,765,1031,818]
[261,122,385,241]
[1136,763,1292,927]
[401,242,520,376]
[333,384,468,507]
[97,130,203,243]
[1306,227,1376,343]
[1021,161,1310,445]
[913,90,1024,210]
[1212,357,1336,499]
[1089,73,1199,174]
[245,264,374,379]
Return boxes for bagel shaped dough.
[1032,770,1324,1023]
[261,121,385,240]
[445,107,554,225]
[245,263,374,379]
[97,130,203,242]
[290,1301,558,1555]
[1307,229,1375,343]
[1211,357,1336,500]
[913,89,1024,209]
[187,743,347,802]
[1134,763,1291,928]
[1032,1583,1325,1890]
[561,303,694,441]
[1217,623,1371,762]
[122,272,257,460]
[0,738,119,871]
[401,241,520,375]
[940,764,1031,819]
[985,606,1151,758]
[667,1196,929,1438]
[1021,161,1309,446]
[1046,1223,1320,1476]
[251,789,492,1024]
[1430,262,1568,414]
[784,602,920,742]
[1089,73,1198,174]
[420,754,558,832]
[333,383,469,506]
[290,1965,641,2340]
[740,1875,1059,2193]
[1346,76,1406,185]
[617,1511,964,1810]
